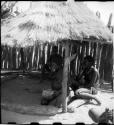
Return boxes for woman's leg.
[75,88,101,105]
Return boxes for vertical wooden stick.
[37,44,40,70]
[72,44,77,76]
[86,41,89,55]
[90,42,94,57]
[1,45,4,69]
[7,46,12,70]
[105,44,113,82]
[103,44,109,82]
[45,44,48,64]
[4,46,6,69]
[27,47,29,70]
[41,43,44,66]
[97,43,102,72]
[75,44,79,76]
[62,43,70,113]
[16,48,18,69]
[32,45,35,69]
[34,44,38,70]
[93,42,97,68]
[30,47,32,70]
[25,47,28,70]
[69,44,73,76]
[38,44,41,70]
[11,47,13,70]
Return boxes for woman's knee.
[75,89,80,95]
[75,88,83,95]
[75,88,90,95]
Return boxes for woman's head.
[50,62,59,73]
[52,46,58,54]
[83,55,94,69]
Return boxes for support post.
[112,35,114,92]
[62,43,70,113]
[112,35,114,125]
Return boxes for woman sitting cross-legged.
[40,66,63,107]
[41,53,77,108]
[69,55,101,105]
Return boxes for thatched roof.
[1,1,113,47]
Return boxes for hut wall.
[99,44,113,83]
[1,41,113,88]
[69,41,113,85]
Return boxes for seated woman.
[41,65,63,106]
[70,55,101,105]
[40,45,63,80]
[41,46,63,106]
[41,54,77,107]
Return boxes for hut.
[1,1,113,113]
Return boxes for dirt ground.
[1,75,114,124]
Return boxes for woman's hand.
[79,77,85,85]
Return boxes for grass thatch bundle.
[1,1,113,47]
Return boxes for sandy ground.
[1,76,114,124]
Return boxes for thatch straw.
[1,1,113,47]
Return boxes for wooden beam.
[69,39,112,45]
[62,43,70,113]
[83,39,112,45]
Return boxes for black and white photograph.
[1,1,114,124]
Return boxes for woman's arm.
[91,69,99,88]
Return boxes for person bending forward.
[70,56,101,105]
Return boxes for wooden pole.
[77,44,80,75]
[37,44,40,70]
[90,42,94,57]
[38,44,41,70]
[105,44,113,82]
[25,47,28,70]
[32,45,35,69]
[80,42,85,61]
[12,46,16,70]
[62,42,70,113]
[93,42,97,68]
[16,48,18,69]
[35,45,38,69]
[97,43,102,72]
[44,44,48,64]
[75,44,79,76]
[4,46,7,69]
[86,41,89,55]
[6,46,9,69]
[1,45,3,69]
[33,45,37,69]
[112,35,114,92]
[112,35,114,125]
[30,46,33,70]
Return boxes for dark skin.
[70,58,101,105]
[41,53,77,106]
[41,46,63,79]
